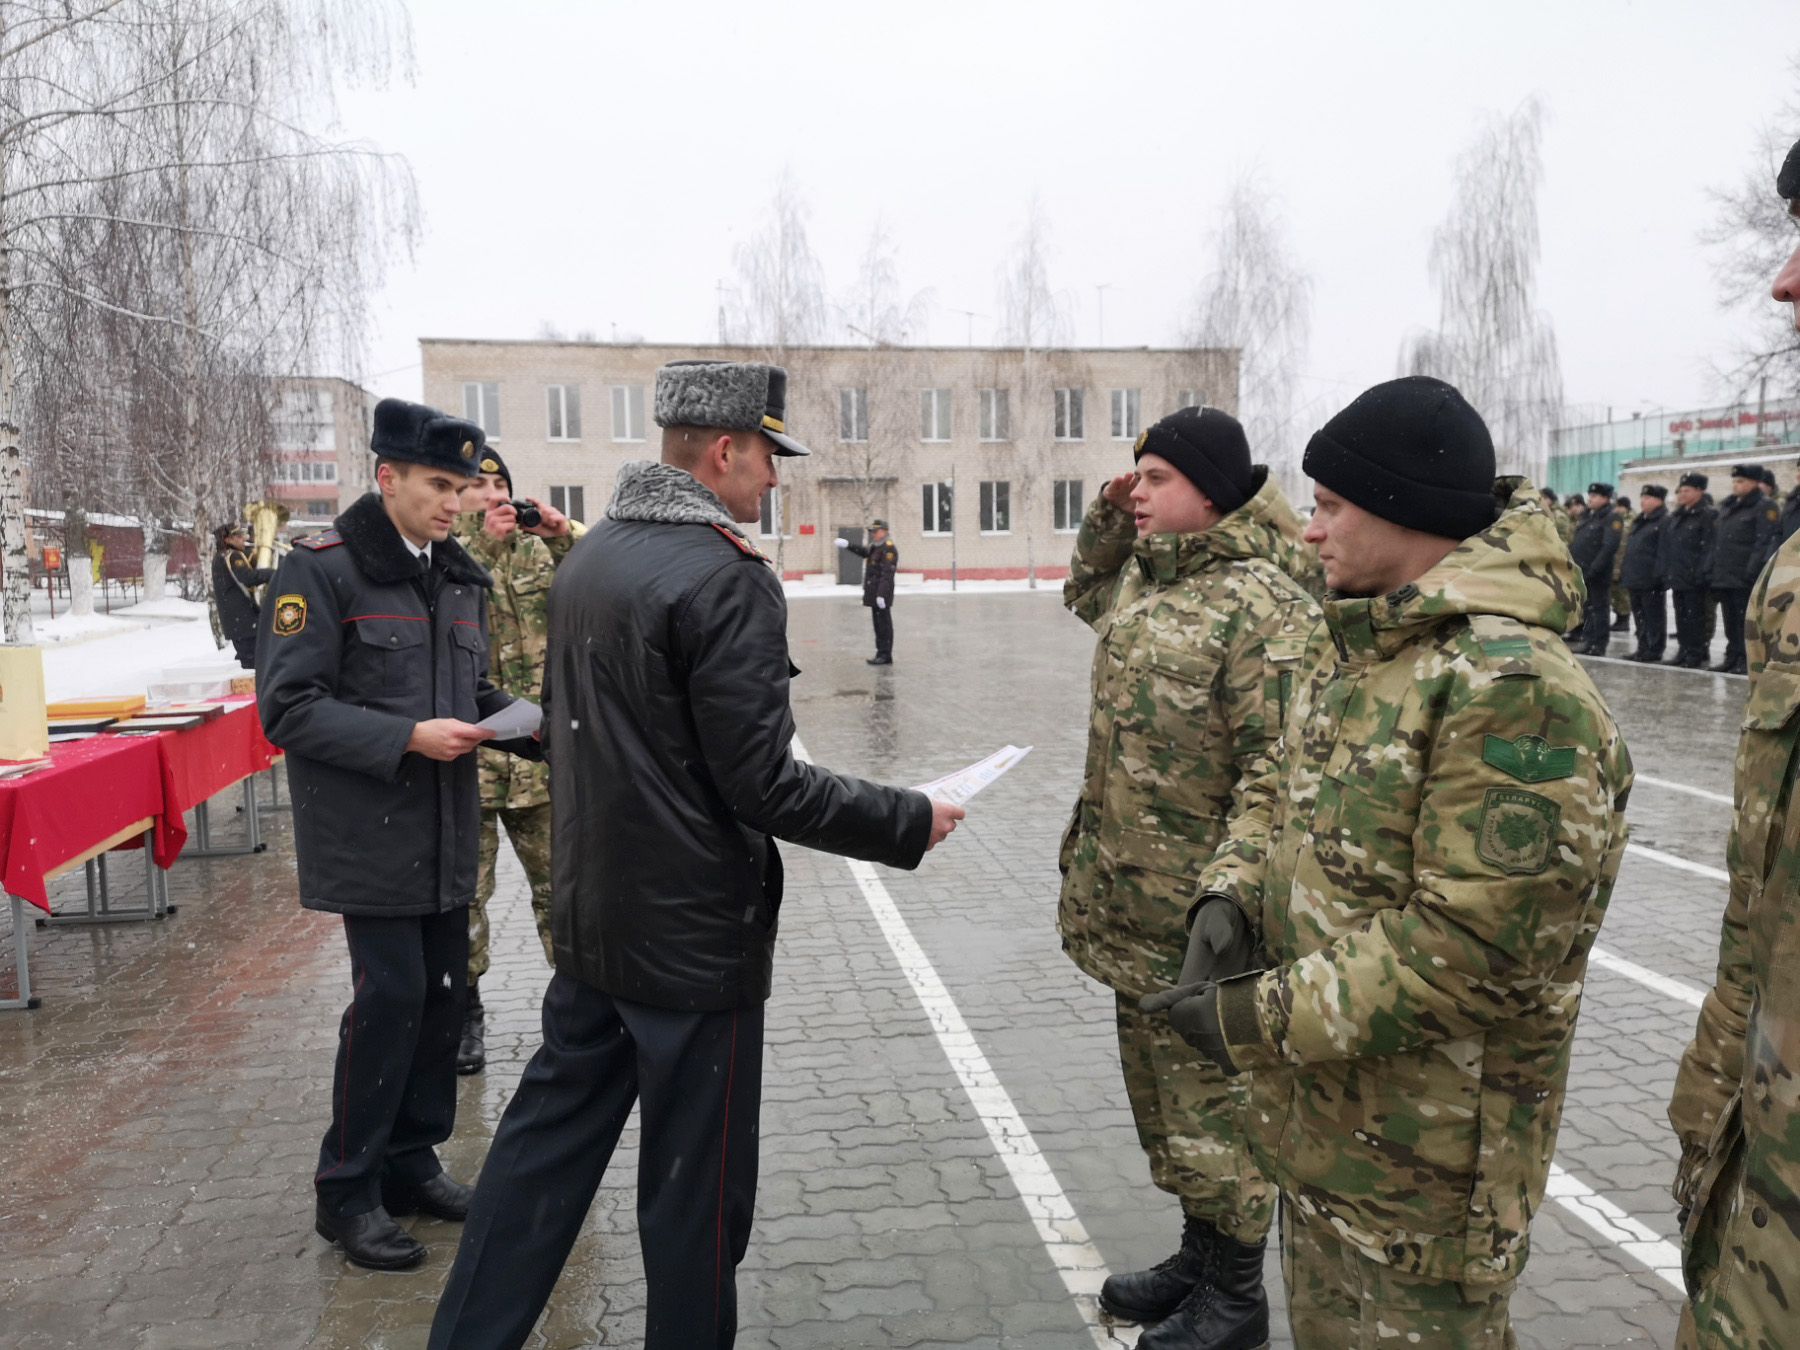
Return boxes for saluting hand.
[407,718,495,762]
[1101,472,1138,513]
[925,799,965,851]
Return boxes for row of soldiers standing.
[1559,462,1800,672]
[1078,139,1800,1350]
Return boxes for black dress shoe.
[382,1171,475,1221]
[456,994,485,1076]
[314,1203,426,1270]
[866,654,892,666]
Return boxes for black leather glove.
[1137,981,1237,1074]
[1177,896,1255,986]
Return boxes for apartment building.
[268,377,375,523]
[418,340,1238,579]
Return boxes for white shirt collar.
[401,535,431,565]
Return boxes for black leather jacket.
[1659,501,1716,591]
[1710,489,1781,590]
[543,463,933,1012]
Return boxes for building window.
[546,385,582,441]
[1176,388,1201,410]
[920,388,952,442]
[1053,479,1085,533]
[274,388,336,452]
[1054,388,1084,440]
[980,388,1010,442]
[979,480,1011,534]
[462,381,500,437]
[1111,388,1142,440]
[305,499,334,517]
[758,486,790,539]
[549,485,586,521]
[272,460,339,484]
[610,385,645,442]
[840,388,869,442]
[921,481,953,536]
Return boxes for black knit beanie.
[1302,376,1496,540]
[475,445,512,494]
[1133,406,1254,514]
[1780,138,1800,201]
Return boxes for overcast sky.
[339,0,1797,430]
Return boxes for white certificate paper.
[474,698,541,739]
[912,744,1032,806]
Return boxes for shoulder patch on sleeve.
[1483,733,1576,783]
[296,531,342,551]
[1476,787,1559,874]
[272,594,307,636]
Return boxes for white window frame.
[1176,388,1201,411]
[1053,479,1084,533]
[758,485,790,540]
[979,388,1010,442]
[609,385,645,442]
[1054,387,1084,441]
[549,485,586,521]
[546,384,582,441]
[462,381,501,438]
[921,481,953,536]
[919,388,952,442]
[979,480,1011,535]
[839,387,869,442]
[1110,388,1142,441]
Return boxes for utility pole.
[1094,283,1114,347]
[951,309,985,347]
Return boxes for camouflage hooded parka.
[1057,469,1320,1001]
[1199,478,1634,1286]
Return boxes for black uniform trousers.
[315,908,468,1217]
[228,634,256,669]
[1672,589,1710,662]
[1579,576,1612,652]
[1713,587,1752,665]
[871,602,893,659]
[430,973,764,1350]
[1628,587,1667,658]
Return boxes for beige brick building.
[419,340,1238,579]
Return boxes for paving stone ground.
[0,592,1744,1347]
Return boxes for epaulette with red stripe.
[296,530,343,551]
[710,523,771,565]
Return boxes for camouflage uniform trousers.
[1115,994,1273,1242]
[467,803,554,982]
[1677,1134,1792,1350]
[1281,1197,1518,1349]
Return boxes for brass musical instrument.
[245,499,289,599]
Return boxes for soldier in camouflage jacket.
[1059,408,1319,1346]
[1152,380,1633,1348]
[450,450,584,1072]
[1667,137,1800,1350]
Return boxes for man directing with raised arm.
[430,360,963,1350]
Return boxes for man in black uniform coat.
[429,361,965,1350]
[212,522,273,668]
[1777,462,1800,550]
[1569,481,1622,655]
[1620,484,1671,662]
[1661,473,1717,667]
[1707,462,1781,673]
[259,398,534,1271]
[838,518,899,664]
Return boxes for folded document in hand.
[913,745,1031,807]
[474,699,541,740]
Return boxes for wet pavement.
[0,592,1748,1347]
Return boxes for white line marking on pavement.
[1633,775,1733,806]
[1587,947,1707,1009]
[791,736,1137,1348]
[1627,842,1729,882]
[1543,1165,1686,1293]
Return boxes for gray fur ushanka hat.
[653,360,811,456]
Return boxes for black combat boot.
[1138,1229,1270,1349]
[1099,1214,1214,1325]
[456,980,485,1075]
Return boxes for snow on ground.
[41,608,227,703]
[34,611,149,645]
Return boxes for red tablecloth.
[0,736,176,913]
[1,698,279,913]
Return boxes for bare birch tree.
[724,168,827,358]
[834,221,929,528]
[0,0,417,642]
[1704,55,1800,397]
[994,200,1070,588]
[1183,174,1314,499]
[1397,98,1563,481]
